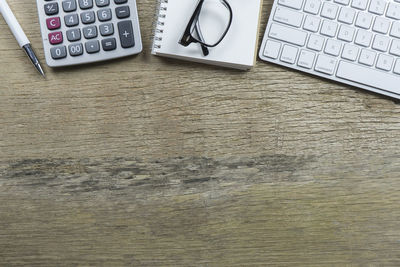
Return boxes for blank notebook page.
[155,0,262,69]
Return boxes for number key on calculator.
[36,0,142,67]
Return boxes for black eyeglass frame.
[179,0,233,56]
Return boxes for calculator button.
[44,3,59,16]
[78,0,93,9]
[118,20,134,48]
[81,11,95,24]
[85,40,100,53]
[66,28,81,41]
[46,17,61,30]
[100,23,114,36]
[68,43,84,56]
[48,31,63,45]
[83,26,98,39]
[62,0,77,12]
[116,6,130,18]
[102,38,117,51]
[64,14,79,27]
[97,8,112,21]
[96,0,110,7]
[51,46,67,59]
[114,0,127,4]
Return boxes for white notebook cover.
[152,0,263,70]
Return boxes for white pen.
[0,0,45,77]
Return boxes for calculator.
[36,0,142,67]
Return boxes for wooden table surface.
[1,0,400,266]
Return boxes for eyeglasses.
[179,0,233,56]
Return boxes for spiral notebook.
[152,0,263,70]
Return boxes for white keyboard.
[259,0,400,99]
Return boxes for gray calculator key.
[116,6,130,19]
[102,38,116,51]
[78,0,93,9]
[44,3,59,15]
[96,0,110,7]
[97,8,112,21]
[50,46,67,59]
[85,40,100,53]
[114,0,127,4]
[62,0,77,12]
[81,11,95,24]
[118,20,134,48]
[66,28,81,41]
[68,43,84,56]
[64,14,79,27]
[99,23,114,36]
[83,26,98,39]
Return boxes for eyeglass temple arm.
[194,20,209,56]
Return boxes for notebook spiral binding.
[151,0,168,53]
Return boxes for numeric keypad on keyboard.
[36,0,142,67]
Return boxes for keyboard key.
[386,3,400,20]
[336,61,400,94]
[99,23,114,36]
[390,21,400,38]
[303,15,321,32]
[393,59,400,74]
[337,24,355,42]
[116,6,130,19]
[78,0,93,9]
[62,0,77,12]
[44,3,59,15]
[50,46,67,59]
[83,26,98,39]
[66,28,81,41]
[320,20,338,37]
[376,54,394,71]
[359,49,376,65]
[268,23,308,46]
[324,39,342,56]
[321,2,338,19]
[307,33,325,51]
[96,0,110,7]
[263,40,281,59]
[372,17,390,34]
[274,6,304,27]
[46,17,61,30]
[280,45,298,64]
[355,29,372,47]
[118,20,135,48]
[338,7,356,24]
[102,38,117,51]
[304,0,321,14]
[315,54,337,75]
[114,0,128,3]
[64,14,79,27]
[389,39,400,56]
[297,49,316,68]
[355,12,373,29]
[369,0,386,15]
[85,40,100,53]
[68,43,84,56]
[372,35,390,52]
[342,43,359,61]
[98,8,112,21]
[279,0,304,10]
[49,31,63,45]
[81,11,95,24]
[351,0,368,10]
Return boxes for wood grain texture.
[1,0,400,266]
